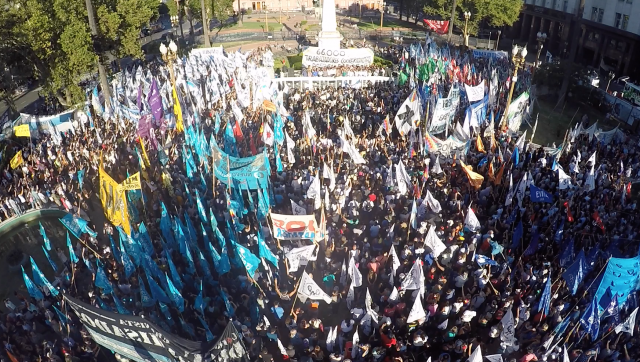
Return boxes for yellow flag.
[139,139,150,168]
[460,160,485,190]
[173,86,184,132]
[494,163,505,185]
[121,172,142,191]
[476,134,486,153]
[13,124,31,138]
[10,151,23,169]
[99,166,131,235]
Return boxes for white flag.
[563,345,570,362]
[515,131,527,151]
[326,326,338,352]
[505,174,514,206]
[615,307,638,336]
[297,272,331,304]
[500,308,516,345]
[424,225,446,257]
[352,326,359,359]
[262,123,274,146]
[587,151,596,165]
[385,164,394,187]
[323,162,336,191]
[290,200,306,215]
[425,190,442,213]
[303,111,316,139]
[347,281,355,309]
[397,160,412,185]
[516,172,528,208]
[407,294,426,323]
[558,168,572,190]
[306,172,321,199]
[400,259,424,291]
[285,131,296,164]
[389,287,399,302]
[340,258,347,285]
[389,245,401,277]
[364,288,379,324]
[285,245,317,273]
[263,315,271,328]
[432,156,443,174]
[584,164,595,192]
[485,355,503,362]
[396,165,408,195]
[344,115,355,138]
[464,206,481,232]
[277,338,287,355]
[348,256,363,287]
[468,346,482,362]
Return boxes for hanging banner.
[464,83,485,103]
[211,141,269,190]
[429,85,460,135]
[594,256,640,306]
[302,47,374,67]
[99,166,131,235]
[120,172,142,191]
[270,213,319,240]
[423,19,449,34]
[472,50,509,60]
[489,70,499,107]
[63,295,213,362]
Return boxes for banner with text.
[423,19,449,34]
[270,213,319,240]
[211,141,269,190]
[99,166,131,235]
[302,47,374,67]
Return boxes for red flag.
[593,211,605,232]
[423,19,449,34]
[233,120,244,141]
[563,201,574,223]
[249,134,257,155]
[627,182,632,195]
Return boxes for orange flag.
[476,134,486,153]
[494,163,505,185]
[490,132,497,152]
[6,351,19,362]
[460,160,485,190]
[488,161,495,183]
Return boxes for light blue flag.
[174,217,189,255]
[95,266,114,294]
[60,213,97,239]
[194,280,204,315]
[184,183,194,205]
[257,228,278,267]
[109,235,121,265]
[118,227,141,266]
[257,187,268,221]
[198,315,215,341]
[53,305,68,326]
[82,252,95,276]
[214,113,221,134]
[580,297,600,340]
[220,287,235,316]
[562,249,586,295]
[146,273,170,304]
[184,243,196,275]
[137,223,154,256]
[538,276,552,317]
[139,278,155,308]
[274,113,284,145]
[42,246,58,273]
[21,266,44,300]
[180,317,196,339]
[165,273,185,312]
[207,241,229,275]
[195,190,207,225]
[410,200,418,230]
[96,296,112,311]
[559,238,574,268]
[234,242,261,277]
[77,169,85,189]
[160,202,176,246]
[166,251,184,290]
[275,145,283,173]
[159,302,175,326]
[224,121,238,157]
[111,292,131,315]
[141,253,167,289]
[183,212,199,249]
[183,145,194,179]
[119,236,137,279]
[39,222,51,251]
[210,208,218,230]
[197,250,212,280]
[66,232,79,264]
[199,172,208,192]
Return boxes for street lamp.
[160,40,179,88]
[532,31,547,79]
[463,11,471,47]
[500,45,528,129]
[378,1,385,31]
[606,71,615,93]
[495,30,501,50]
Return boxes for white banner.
[472,49,508,60]
[465,83,485,103]
[290,200,307,215]
[270,213,319,239]
[302,47,374,67]
[429,85,459,134]
[297,273,332,303]
[285,245,317,272]
[507,91,529,132]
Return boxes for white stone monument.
[317,0,343,49]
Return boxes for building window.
[598,8,604,22]
[623,15,629,30]
[563,0,568,12]
[591,7,604,22]
[615,13,622,28]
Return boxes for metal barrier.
[272,75,393,90]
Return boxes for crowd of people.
[1,37,639,362]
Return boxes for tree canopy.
[0,0,157,108]
[423,0,523,35]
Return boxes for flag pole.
[288,266,306,317]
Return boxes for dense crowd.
[1,39,639,362]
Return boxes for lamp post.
[533,31,547,79]
[358,0,362,19]
[160,40,179,90]
[379,1,385,30]
[500,44,528,129]
[463,11,471,47]
[606,71,615,93]
[495,30,501,50]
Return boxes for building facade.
[234,0,381,14]
[509,0,640,79]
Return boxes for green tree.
[423,0,522,36]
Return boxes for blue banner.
[211,140,269,190]
[530,185,553,203]
[594,256,640,306]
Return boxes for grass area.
[526,97,617,147]
[356,17,421,30]
[210,40,258,49]
[217,20,279,31]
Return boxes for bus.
[623,82,640,106]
